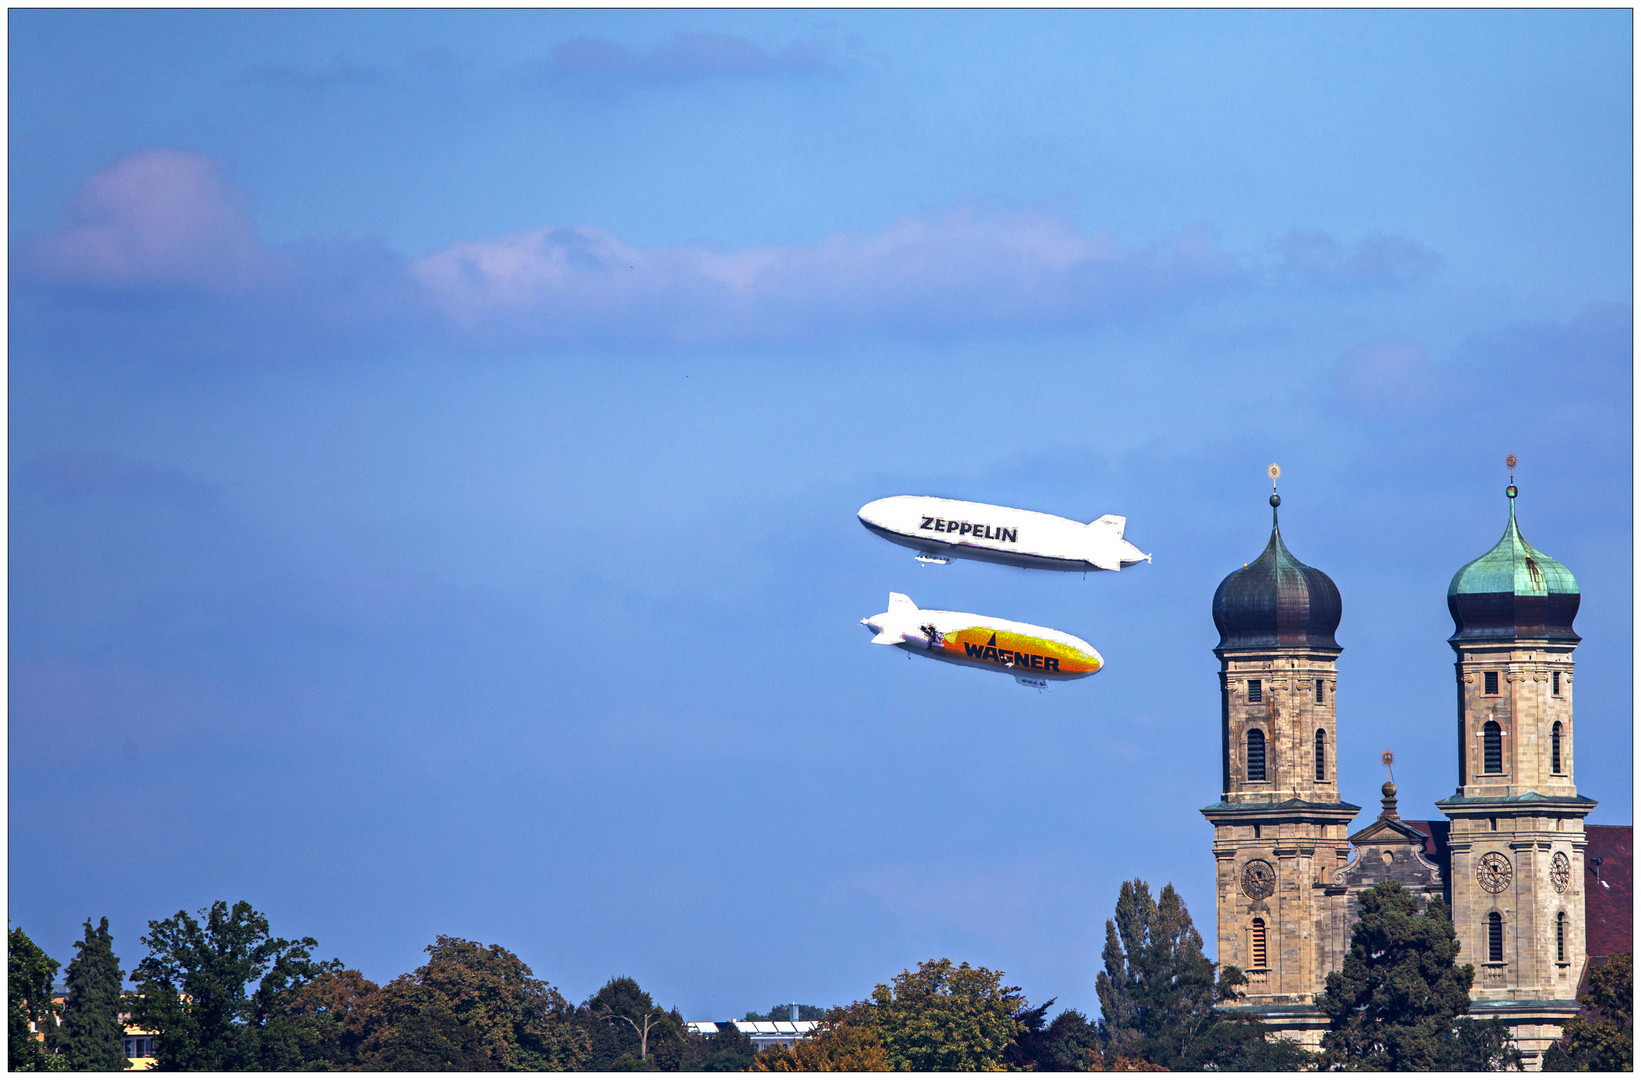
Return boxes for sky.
[8,10,1632,1022]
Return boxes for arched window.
[1556,911,1566,963]
[1247,728,1266,782]
[1551,722,1563,774]
[1315,728,1327,782]
[1487,912,1504,962]
[1483,721,1502,774]
[1251,918,1267,969]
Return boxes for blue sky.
[9,10,1631,1021]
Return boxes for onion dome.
[1212,494,1342,651]
[1448,485,1579,644]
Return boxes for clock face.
[1477,851,1513,894]
[1241,858,1276,900]
[1550,852,1571,894]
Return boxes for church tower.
[1201,477,1359,1046]
[1436,471,1594,1068]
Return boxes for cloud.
[409,209,1239,346]
[1333,338,1445,413]
[22,151,1244,352]
[30,150,268,293]
[544,32,834,81]
[1281,230,1442,287]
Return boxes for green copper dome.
[1447,488,1579,644]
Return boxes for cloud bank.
[22,150,1442,355]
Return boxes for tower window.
[1247,728,1266,782]
[1251,918,1267,969]
[1552,671,1561,695]
[1484,670,1499,695]
[1551,722,1563,774]
[1248,679,1263,703]
[1483,721,1502,774]
[1314,728,1326,782]
[1487,912,1504,962]
[1315,679,1325,704]
[1556,911,1566,963]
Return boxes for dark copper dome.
[1212,501,1341,652]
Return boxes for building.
[1203,480,1630,1070]
[684,1019,819,1050]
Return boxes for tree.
[751,1001,891,1072]
[1543,953,1632,1072]
[697,1021,759,1071]
[356,936,590,1071]
[9,927,66,1072]
[128,900,338,1070]
[1318,880,1521,1071]
[864,957,1023,1071]
[1005,999,1103,1071]
[259,967,380,1070]
[575,975,692,1070]
[1094,879,1312,1070]
[60,918,127,1071]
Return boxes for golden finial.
[1268,462,1281,486]
[1506,454,1518,498]
[1381,749,1394,781]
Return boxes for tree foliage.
[867,958,1023,1071]
[751,1001,891,1072]
[9,927,66,1072]
[60,918,127,1071]
[576,974,685,1070]
[128,900,339,1071]
[1318,881,1521,1071]
[1094,879,1312,1070]
[1004,999,1103,1071]
[1543,952,1632,1072]
[355,936,590,1071]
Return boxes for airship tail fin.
[1089,514,1126,537]
[887,592,918,614]
[872,630,905,645]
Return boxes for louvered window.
[1483,721,1502,774]
[1488,912,1504,962]
[1484,670,1499,695]
[1556,912,1566,963]
[1251,918,1267,969]
[1551,722,1563,774]
[1314,729,1326,782]
[1247,728,1266,782]
[1248,679,1263,703]
[1315,679,1325,704]
[1552,671,1561,695]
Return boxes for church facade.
[1201,481,1602,1070]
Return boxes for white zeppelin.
[860,593,1104,689]
[857,496,1151,572]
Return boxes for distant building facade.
[684,1019,818,1050]
[1203,482,1630,1071]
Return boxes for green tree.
[1094,879,1312,1070]
[60,918,127,1071]
[356,936,590,1071]
[128,900,338,1070]
[1318,880,1521,1071]
[578,976,681,1070]
[9,927,67,1071]
[1543,953,1632,1072]
[867,957,1023,1071]
[1005,999,1103,1071]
